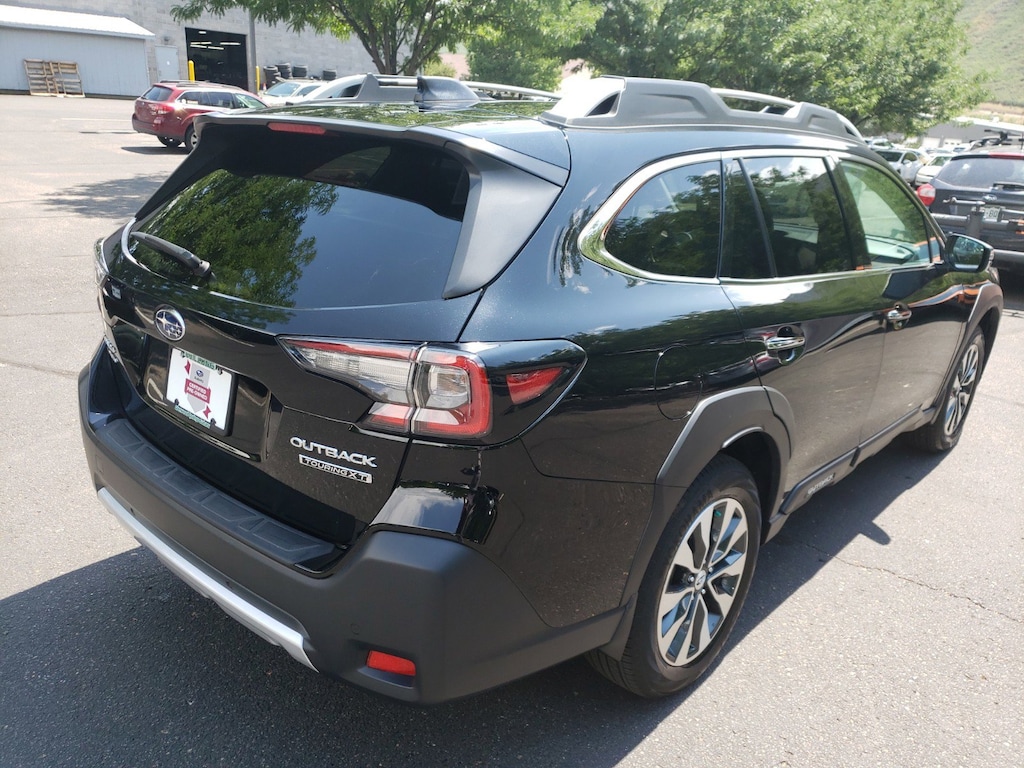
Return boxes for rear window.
[131,133,469,308]
[141,85,173,101]
[935,156,1024,188]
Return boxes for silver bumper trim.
[98,487,317,671]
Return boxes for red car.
[131,81,266,152]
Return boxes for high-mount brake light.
[917,183,936,207]
[280,338,491,439]
[267,122,328,135]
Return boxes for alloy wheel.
[657,496,750,666]
[943,342,980,437]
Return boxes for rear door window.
[131,135,469,308]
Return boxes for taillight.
[281,339,491,439]
[506,368,564,404]
[279,337,586,443]
[917,183,936,207]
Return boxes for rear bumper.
[79,347,620,702]
[131,114,176,139]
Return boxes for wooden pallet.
[23,59,84,97]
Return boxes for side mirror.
[947,233,992,272]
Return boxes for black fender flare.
[600,385,792,658]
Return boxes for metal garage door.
[0,5,152,97]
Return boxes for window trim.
[577,151,724,284]
[580,148,944,285]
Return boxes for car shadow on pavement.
[0,441,945,768]
[43,173,174,220]
[121,145,189,156]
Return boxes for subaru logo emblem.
[154,306,186,342]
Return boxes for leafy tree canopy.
[172,0,509,75]
[573,0,986,134]
[467,0,601,91]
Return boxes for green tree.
[574,0,986,134]
[466,0,601,91]
[172,0,504,75]
[172,0,596,79]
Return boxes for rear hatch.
[133,84,174,129]
[927,153,1024,251]
[96,108,567,548]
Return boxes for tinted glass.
[132,135,468,308]
[265,81,302,96]
[721,160,772,279]
[142,85,173,101]
[604,161,721,278]
[836,160,935,266]
[235,94,264,108]
[935,156,1024,187]
[744,156,852,276]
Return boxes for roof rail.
[462,81,558,101]
[339,74,556,105]
[542,76,863,142]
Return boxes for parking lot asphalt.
[1,94,1021,768]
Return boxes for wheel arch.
[598,386,790,659]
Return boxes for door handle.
[765,335,806,352]
[886,307,913,326]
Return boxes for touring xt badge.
[291,436,376,485]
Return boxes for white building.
[0,1,374,97]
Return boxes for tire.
[908,328,985,453]
[157,136,180,148]
[587,455,761,697]
[184,125,198,153]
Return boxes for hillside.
[960,0,1024,106]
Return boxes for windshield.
[265,81,301,96]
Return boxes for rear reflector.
[366,650,416,677]
[917,183,935,207]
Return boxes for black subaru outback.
[80,76,1003,703]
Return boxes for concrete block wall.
[17,1,375,91]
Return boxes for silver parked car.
[876,147,926,184]
[913,152,955,188]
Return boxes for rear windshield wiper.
[129,230,212,278]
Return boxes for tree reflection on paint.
[136,171,338,308]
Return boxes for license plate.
[165,348,234,435]
[982,205,1001,221]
